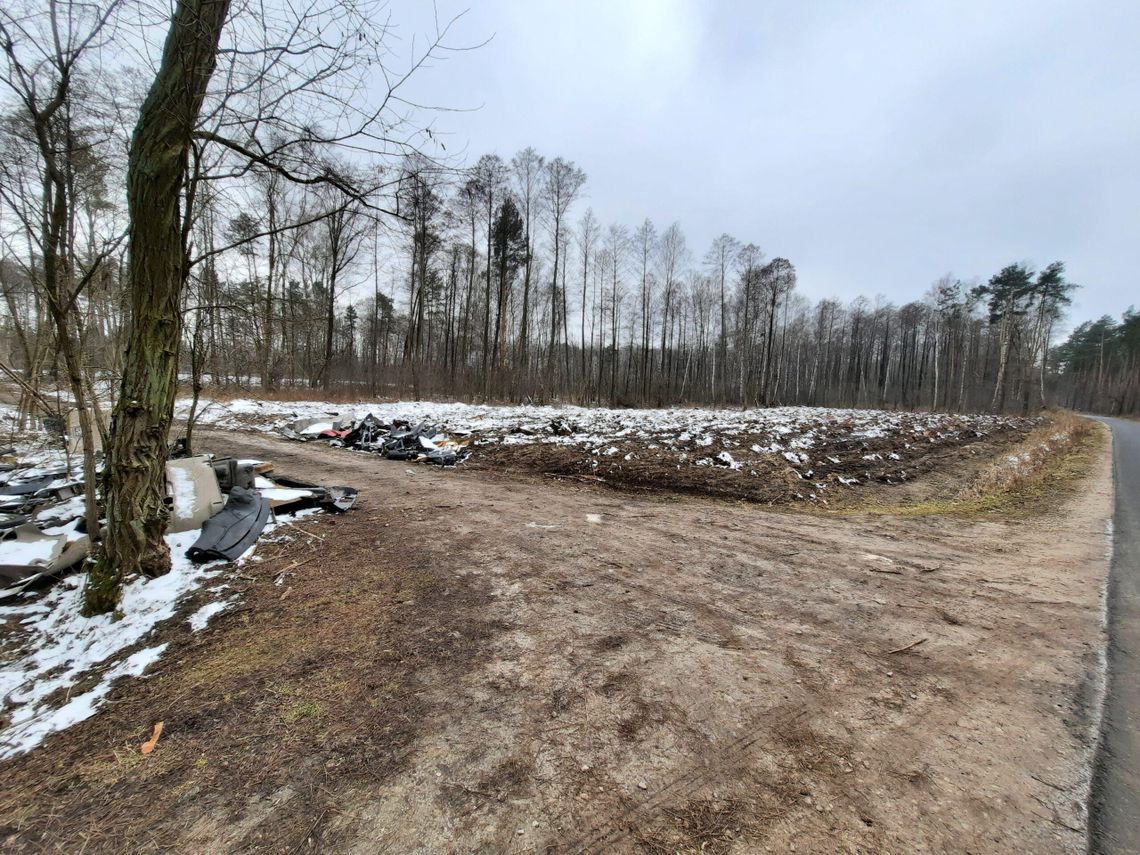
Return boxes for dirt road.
[0,428,1114,854]
[1089,417,1140,855]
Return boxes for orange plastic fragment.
[140,721,164,755]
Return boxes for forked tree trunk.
[84,0,230,616]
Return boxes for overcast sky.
[391,0,1138,330]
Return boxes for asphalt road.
[1089,417,1140,855]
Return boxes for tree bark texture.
[85,0,231,615]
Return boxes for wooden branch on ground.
[885,637,928,655]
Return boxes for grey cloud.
[388,0,1140,326]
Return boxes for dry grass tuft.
[633,797,752,855]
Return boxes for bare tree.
[87,0,473,613]
[656,222,687,395]
[0,0,127,564]
[511,146,544,368]
[470,154,507,382]
[602,224,628,403]
[758,257,795,404]
[734,242,764,405]
[85,0,232,614]
[314,190,369,390]
[633,218,656,398]
[541,157,585,374]
[705,233,740,401]
[576,207,598,380]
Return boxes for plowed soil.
[469,424,1026,507]
[0,426,1113,855]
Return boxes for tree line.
[1051,310,1140,414]
[3,127,1130,416]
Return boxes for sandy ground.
[0,426,1113,854]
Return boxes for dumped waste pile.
[0,406,360,759]
[0,445,88,587]
[164,452,357,565]
[0,437,356,592]
[279,414,471,466]
[197,398,1039,504]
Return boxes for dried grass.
[842,410,1104,518]
[957,410,1096,502]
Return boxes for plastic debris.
[279,414,470,466]
[140,721,164,755]
[185,486,270,563]
[1,441,357,593]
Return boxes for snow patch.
[0,529,224,758]
[188,600,232,632]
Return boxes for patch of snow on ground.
[175,397,1036,492]
[184,398,1021,449]
[282,506,324,520]
[188,600,232,632]
[714,451,742,470]
[0,530,224,758]
[6,645,168,758]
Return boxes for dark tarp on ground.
[186,486,270,563]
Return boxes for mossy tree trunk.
[83,0,230,616]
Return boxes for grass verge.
[852,411,1104,519]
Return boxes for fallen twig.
[934,608,963,626]
[444,781,496,799]
[885,637,928,655]
[1030,772,1067,792]
[279,520,325,540]
[289,808,328,855]
[278,557,313,574]
[1048,808,1082,834]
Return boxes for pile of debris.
[0,447,87,589]
[0,446,356,592]
[165,454,357,564]
[280,414,470,466]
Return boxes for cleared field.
[182,398,1041,505]
[0,425,1111,854]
